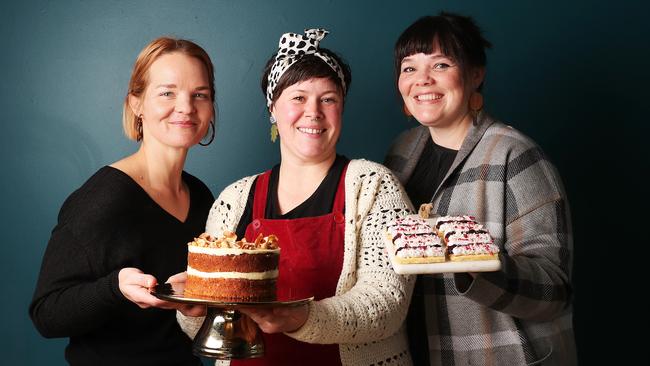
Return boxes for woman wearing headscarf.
[179,28,414,366]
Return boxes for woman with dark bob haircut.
[178,28,414,365]
[385,12,577,365]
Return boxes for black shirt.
[404,137,458,207]
[403,138,456,366]
[235,155,349,238]
[29,166,213,366]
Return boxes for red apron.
[233,167,346,366]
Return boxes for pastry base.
[449,254,499,262]
[395,255,446,264]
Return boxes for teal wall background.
[1,0,647,364]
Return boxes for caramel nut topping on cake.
[253,233,280,249]
[188,231,280,250]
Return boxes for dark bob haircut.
[394,12,492,87]
[261,48,352,108]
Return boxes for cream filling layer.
[187,266,279,280]
[188,246,280,255]
[396,246,445,258]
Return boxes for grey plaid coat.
[385,112,577,365]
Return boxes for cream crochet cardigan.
[177,159,415,365]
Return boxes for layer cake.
[185,231,280,301]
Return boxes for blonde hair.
[122,37,215,141]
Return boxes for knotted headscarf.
[266,28,347,108]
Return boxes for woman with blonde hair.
[30,37,216,365]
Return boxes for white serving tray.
[385,215,501,275]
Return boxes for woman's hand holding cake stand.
[120,268,207,316]
[165,271,208,317]
[239,304,309,334]
[118,267,178,309]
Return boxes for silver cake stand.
[152,283,312,359]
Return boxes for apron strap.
[331,164,348,214]
[252,170,272,219]
[253,162,348,219]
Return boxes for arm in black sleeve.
[29,222,129,338]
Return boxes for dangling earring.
[269,115,278,143]
[136,114,144,141]
[469,91,483,119]
[199,121,215,146]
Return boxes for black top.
[402,138,456,366]
[235,155,349,238]
[404,138,458,207]
[29,166,213,366]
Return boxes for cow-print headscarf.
[266,28,347,108]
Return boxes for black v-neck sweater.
[29,166,213,366]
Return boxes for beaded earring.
[269,115,278,143]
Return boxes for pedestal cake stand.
[152,283,312,359]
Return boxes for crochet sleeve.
[205,177,255,236]
[286,161,415,344]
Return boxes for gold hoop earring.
[136,114,143,141]
[199,121,215,146]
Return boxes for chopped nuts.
[188,231,279,249]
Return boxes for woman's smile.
[414,93,443,102]
[297,126,326,135]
